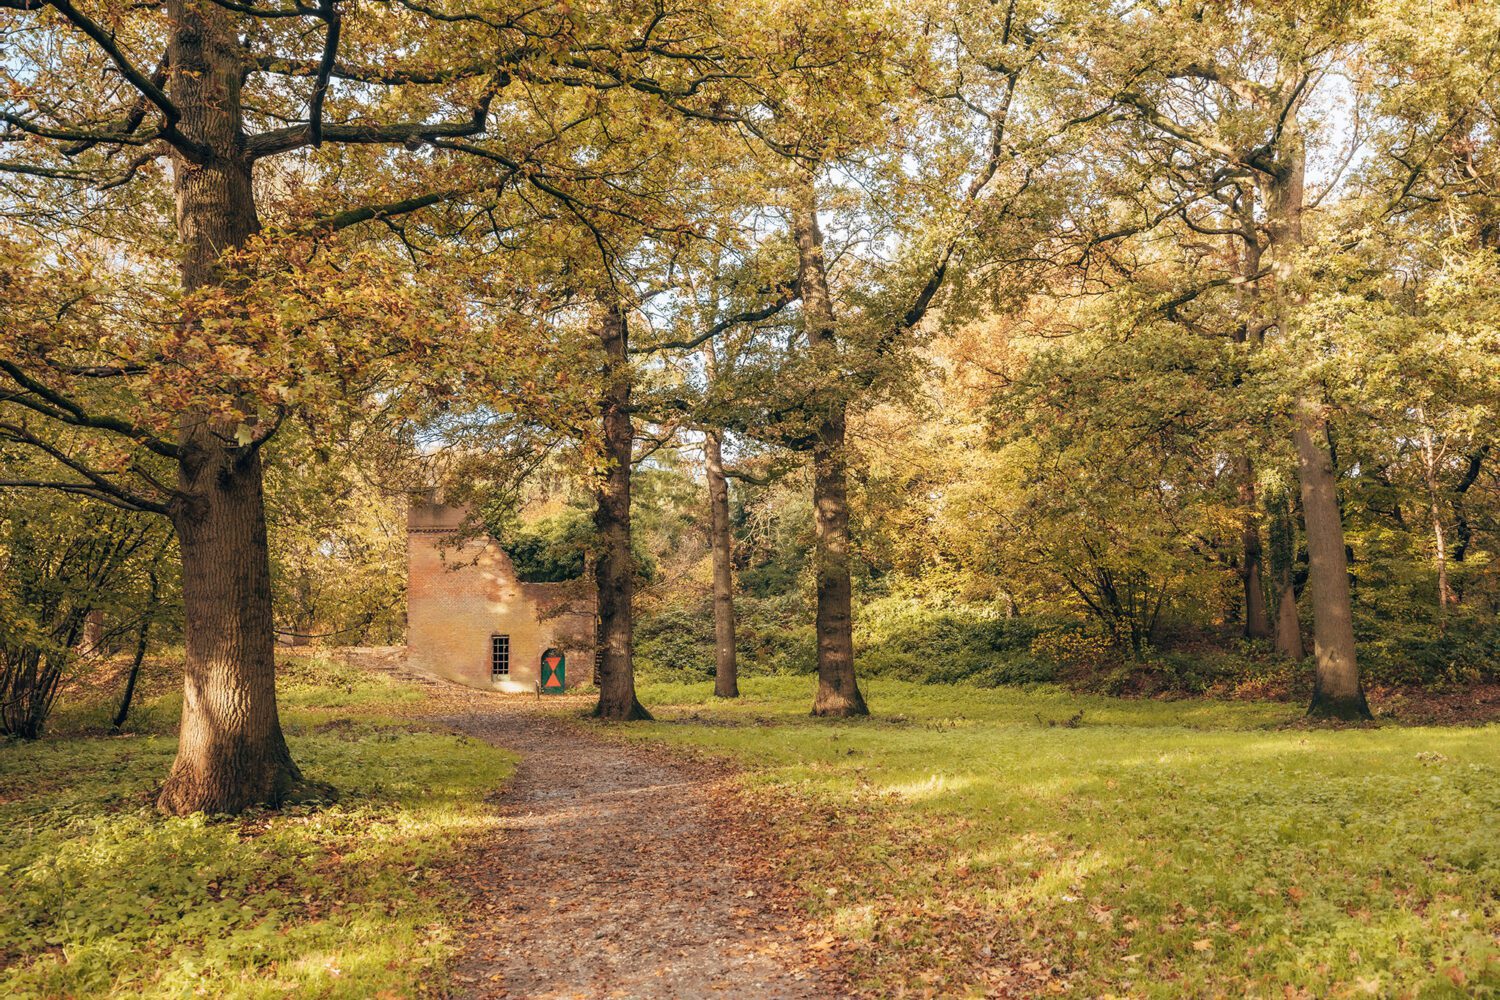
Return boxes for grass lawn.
[618,676,1500,998]
[0,657,513,999]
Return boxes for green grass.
[0,657,512,999]
[619,676,1500,998]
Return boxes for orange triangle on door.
[544,673,562,687]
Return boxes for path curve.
[437,701,834,1000]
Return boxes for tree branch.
[0,420,173,514]
[41,0,211,162]
[247,85,500,159]
[0,360,181,458]
[629,287,796,354]
[306,0,342,148]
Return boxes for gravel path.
[435,699,834,1000]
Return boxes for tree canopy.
[2,0,1498,808]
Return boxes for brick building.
[406,499,595,692]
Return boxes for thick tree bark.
[704,428,739,698]
[156,0,315,813]
[161,445,312,812]
[792,181,868,718]
[593,301,651,721]
[1259,127,1368,720]
[1293,413,1371,719]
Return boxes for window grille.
[491,634,510,678]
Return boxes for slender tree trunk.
[1271,506,1305,662]
[1237,458,1272,640]
[112,571,158,732]
[157,0,315,813]
[1259,127,1368,720]
[1416,417,1453,609]
[810,408,866,715]
[1230,209,1272,641]
[792,179,868,717]
[1450,445,1488,603]
[593,301,651,721]
[1430,503,1452,610]
[704,427,739,698]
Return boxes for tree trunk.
[704,428,739,698]
[792,180,868,718]
[1269,491,1304,660]
[592,301,651,721]
[1273,586,1303,660]
[1430,501,1452,610]
[1266,487,1303,659]
[1259,127,1368,720]
[1416,417,1453,609]
[1450,445,1488,603]
[810,408,866,715]
[1237,458,1272,640]
[1293,412,1370,719]
[156,0,315,813]
[160,442,315,811]
[112,570,158,732]
[1230,211,1272,642]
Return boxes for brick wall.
[406,502,596,691]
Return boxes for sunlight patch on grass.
[623,674,1500,997]
[887,773,979,802]
[0,657,512,999]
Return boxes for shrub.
[496,508,658,584]
[1356,613,1500,688]
[634,592,817,683]
[852,597,1063,687]
[635,605,715,682]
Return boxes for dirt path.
[434,699,834,1000]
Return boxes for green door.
[540,647,566,693]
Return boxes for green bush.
[1356,613,1500,688]
[641,591,1500,697]
[635,605,715,681]
[737,594,817,676]
[635,592,817,682]
[497,510,592,582]
[853,597,1059,686]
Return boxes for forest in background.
[1,0,1498,811]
